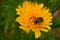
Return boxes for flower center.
[34,17,43,24]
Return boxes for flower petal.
[35,31,41,39]
[40,28,49,32]
[19,26,30,33]
[45,26,51,30]
[25,28,30,33]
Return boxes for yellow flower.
[16,1,53,39]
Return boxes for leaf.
[51,19,60,28]
[50,0,60,3]
[24,31,35,40]
[50,0,58,3]
[45,0,60,14]
[0,32,5,40]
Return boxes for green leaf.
[50,0,58,3]
[26,31,34,40]
[50,0,60,3]
[45,0,60,14]
[52,19,60,28]
[0,32,5,40]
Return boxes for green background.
[0,0,60,40]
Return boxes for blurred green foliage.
[0,0,60,40]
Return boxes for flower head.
[16,1,53,39]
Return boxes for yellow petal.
[19,26,30,33]
[45,26,51,30]
[39,3,44,9]
[42,25,51,30]
[40,28,49,32]
[49,23,53,25]
[19,26,26,30]
[25,28,30,33]
[35,31,41,39]
[50,16,53,19]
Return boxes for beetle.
[34,17,43,24]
